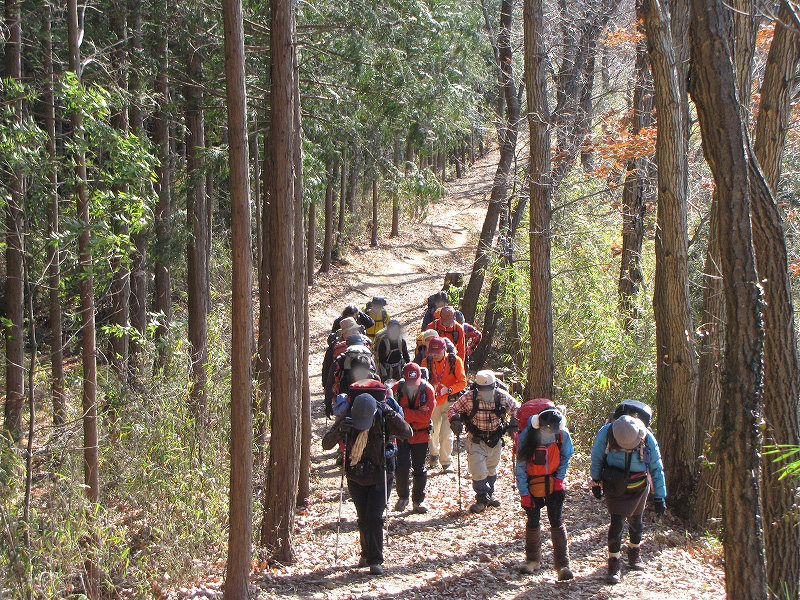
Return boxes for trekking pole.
[456,433,463,512]
[383,458,390,546]
[334,431,347,566]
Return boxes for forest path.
[250,147,726,599]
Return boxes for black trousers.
[608,513,643,553]
[523,490,565,530]
[348,474,391,566]
[395,440,428,503]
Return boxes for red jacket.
[392,379,435,444]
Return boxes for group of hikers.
[321,291,666,585]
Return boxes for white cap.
[475,370,496,387]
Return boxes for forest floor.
[175,147,727,599]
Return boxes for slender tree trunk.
[321,160,334,273]
[579,45,596,172]
[262,0,301,561]
[68,1,101,596]
[255,126,272,463]
[371,177,379,247]
[153,3,172,372]
[3,0,24,439]
[640,0,698,518]
[222,0,253,592]
[750,4,800,594]
[688,1,768,597]
[524,0,554,401]
[307,193,316,284]
[337,148,346,238]
[462,0,520,326]
[42,3,65,430]
[186,40,209,434]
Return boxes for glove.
[552,478,565,492]
[520,494,532,508]
[340,417,354,437]
[654,498,666,515]
[591,481,603,500]
[450,418,463,435]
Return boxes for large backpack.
[611,400,652,427]
[344,407,389,486]
[462,388,508,447]
[333,347,376,396]
[600,402,653,497]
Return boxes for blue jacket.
[515,426,574,496]
[590,422,667,500]
[333,393,404,418]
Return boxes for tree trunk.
[462,0,520,325]
[524,0,554,401]
[262,0,301,561]
[371,177,379,247]
[153,2,172,373]
[750,4,800,594]
[222,0,254,592]
[42,3,65,430]
[186,41,209,433]
[3,0,24,439]
[640,0,698,518]
[68,1,101,595]
[338,148,346,235]
[255,126,272,465]
[307,189,315,284]
[688,1,768,597]
[617,18,653,328]
[321,160,334,273]
[579,45,596,172]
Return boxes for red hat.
[428,337,446,352]
[403,362,422,381]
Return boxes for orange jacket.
[392,380,435,444]
[424,353,467,406]
[427,320,466,361]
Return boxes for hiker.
[463,322,482,369]
[324,344,376,418]
[391,363,435,514]
[427,306,466,361]
[333,376,403,418]
[364,297,390,340]
[322,393,413,575]
[421,291,448,330]
[414,328,457,364]
[322,318,371,388]
[332,304,375,333]
[515,399,575,580]
[423,337,467,471]
[448,370,518,513]
[590,402,666,584]
[375,319,411,382]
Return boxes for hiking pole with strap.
[334,428,348,566]
[456,433,463,512]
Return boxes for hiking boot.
[357,557,368,568]
[628,545,644,571]
[428,456,439,469]
[394,497,409,512]
[369,564,383,575]
[440,463,453,473]
[520,561,540,574]
[486,496,501,508]
[605,557,621,584]
[412,502,428,514]
[469,501,487,514]
[557,567,574,581]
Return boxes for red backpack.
[516,399,564,497]
[513,399,556,454]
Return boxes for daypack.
[463,388,508,447]
[524,429,564,497]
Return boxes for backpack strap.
[448,353,456,375]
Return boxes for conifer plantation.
[1,0,798,598]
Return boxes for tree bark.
[750,4,800,594]
[222,0,254,592]
[307,192,316,283]
[256,126,272,464]
[688,1,768,597]
[68,1,101,595]
[371,177,379,247]
[262,0,301,562]
[337,147,346,236]
[461,0,520,325]
[42,3,65,430]
[524,0,554,401]
[3,0,24,439]
[321,160,335,273]
[640,0,698,518]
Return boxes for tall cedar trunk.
[461,0,520,325]
[750,4,800,594]
[307,192,316,283]
[109,8,131,386]
[321,160,334,272]
[3,0,24,438]
[688,2,768,597]
[337,148,346,236]
[640,0,698,518]
[222,0,254,592]
[345,154,358,214]
[68,1,101,596]
[153,2,172,372]
[524,0,554,400]
[617,19,653,328]
[253,134,262,289]
[42,3,65,429]
[262,0,301,561]
[186,41,209,432]
[371,177,379,247]
[694,196,724,525]
[256,126,272,463]
[128,0,147,373]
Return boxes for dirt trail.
[252,147,725,600]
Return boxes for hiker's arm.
[401,339,411,363]
[450,359,467,395]
[378,340,389,364]
[555,429,575,480]
[386,409,413,439]
[590,425,610,481]
[448,390,470,421]
[321,418,346,450]
[456,326,466,358]
[646,433,667,499]
[358,311,375,329]
[515,427,531,495]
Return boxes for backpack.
[333,347,376,396]
[600,403,653,497]
[425,352,458,378]
[432,320,460,346]
[462,388,508,447]
[611,400,652,427]
[344,407,389,486]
